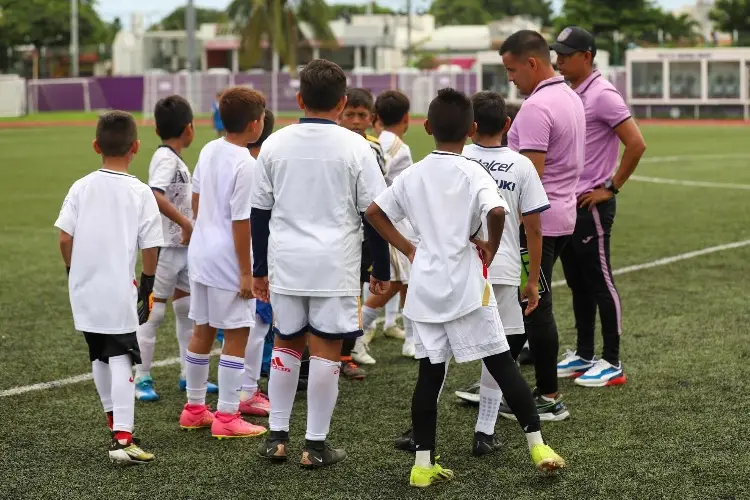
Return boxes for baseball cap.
[550,26,597,57]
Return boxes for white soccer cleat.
[351,337,376,365]
[401,339,416,358]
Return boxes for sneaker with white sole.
[401,339,416,358]
[351,337,376,365]
[574,359,626,388]
[557,350,595,378]
[498,390,570,422]
[384,325,406,340]
[454,381,481,404]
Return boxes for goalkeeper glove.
[137,273,156,325]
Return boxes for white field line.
[0,348,221,398]
[639,153,750,164]
[630,175,750,190]
[3,239,750,398]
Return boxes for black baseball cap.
[550,26,597,57]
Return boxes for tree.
[151,6,228,31]
[430,0,491,26]
[329,2,394,20]
[228,0,336,72]
[710,0,750,45]
[0,0,107,49]
[485,0,554,26]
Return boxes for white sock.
[185,350,210,406]
[109,354,135,433]
[415,450,432,468]
[217,354,245,414]
[361,306,380,331]
[384,295,399,328]
[403,317,413,342]
[476,363,502,435]
[172,297,192,378]
[305,356,341,441]
[526,431,544,449]
[242,320,268,398]
[134,301,166,378]
[91,360,112,412]
[268,347,302,432]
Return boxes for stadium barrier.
[0,75,27,118]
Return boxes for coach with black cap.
[552,26,647,388]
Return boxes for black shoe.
[472,432,502,457]
[394,428,416,452]
[300,440,347,468]
[498,390,570,422]
[258,430,289,462]
[518,346,534,365]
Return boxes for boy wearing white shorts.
[366,88,564,488]
[178,87,267,439]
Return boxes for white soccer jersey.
[54,169,163,334]
[379,130,418,244]
[374,151,509,323]
[251,118,387,297]
[188,138,255,292]
[148,145,192,247]
[462,144,550,286]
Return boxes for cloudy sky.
[97,0,696,25]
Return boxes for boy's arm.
[475,207,505,267]
[153,191,193,244]
[231,160,256,300]
[59,231,73,275]
[520,212,542,314]
[471,174,510,267]
[191,161,201,219]
[192,193,199,220]
[249,150,275,301]
[365,203,414,263]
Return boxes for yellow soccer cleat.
[409,461,455,488]
[530,444,566,474]
[109,439,155,465]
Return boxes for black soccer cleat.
[395,428,417,452]
[300,440,347,468]
[472,432,503,457]
[258,430,289,462]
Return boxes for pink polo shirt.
[575,70,632,196]
[508,75,585,237]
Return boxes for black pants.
[519,229,569,395]
[560,198,621,365]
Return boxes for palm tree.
[227,0,337,72]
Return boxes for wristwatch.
[604,179,619,194]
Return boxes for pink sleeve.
[513,102,553,153]
[597,89,631,129]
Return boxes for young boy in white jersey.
[134,95,219,401]
[357,90,418,358]
[365,88,565,487]
[178,87,267,439]
[55,111,163,464]
[251,59,391,467]
[238,109,276,418]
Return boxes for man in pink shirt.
[552,27,647,388]
[498,30,585,422]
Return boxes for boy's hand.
[521,281,540,316]
[369,276,391,295]
[180,221,193,245]
[470,238,498,267]
[239,273,254,300]
[252,276,269,302]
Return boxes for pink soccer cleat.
[179,403,215,431]
[211,411,267,439]
[239,390,271,417]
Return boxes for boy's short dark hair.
[499,30,551,62]
[248,109,275,149]
[300,59,347,112]
[220,87,266,134]
[506,102,521,123]
[375,90,410,126]
[96,111,138,157]
[427,88,473,143]
[471,91,507,136]
[154,95,193,140]
[345,88,374,112]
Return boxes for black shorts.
[360,240,373,284]
[83,332,141,365]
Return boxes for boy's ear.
[155,128,161,138]
[502,116,511,136]
[333,94,347,116]
[467,122,478,139]
[296,92,305,111]
[130,140,140,156]
[93,139,102,155]
[423,119,432,136]
[402,113,410,125]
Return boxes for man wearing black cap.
[552,26,647,388]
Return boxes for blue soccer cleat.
[135,375,159,402]
[179,376,218,394]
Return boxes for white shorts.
[189,280,255,330]
[412,305,509,364]
[389,245,411,284]
[493,284,525,335]
[271,292,362,340]
[153,247,190,299]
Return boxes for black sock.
[340,338,356,357]
[411,358,447,454]
[482,351,541,433]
